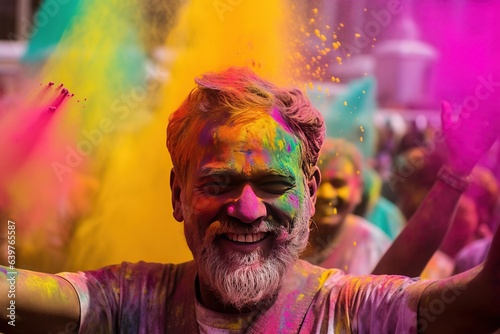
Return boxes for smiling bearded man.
[168,69,321,311]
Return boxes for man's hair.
[167,67,325,182]
[318,138,363,176]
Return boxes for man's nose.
[227,184,267,224]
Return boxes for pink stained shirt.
[58,260,432,333]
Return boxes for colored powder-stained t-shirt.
[57,260,432,333]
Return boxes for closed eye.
[197,173,233,195]
[198,182,234,196]
[258,181,294,195]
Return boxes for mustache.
[208,218,285,236]
[201,216,295,247]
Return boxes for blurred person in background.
[301,138,391,274]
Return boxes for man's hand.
[441,100,498,175]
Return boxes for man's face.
[313,156,362,226]
[171,111,318,310]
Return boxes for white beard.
[188,200,311,310]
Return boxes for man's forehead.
[189,113,303,177]
[199,112,299,150]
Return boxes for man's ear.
[170,168,184,222]
[307,166,321,214]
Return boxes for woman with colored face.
[314,155,363,227]
[302,138,391,275]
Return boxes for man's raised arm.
[373,101,498,277]
[0,266,80,333]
